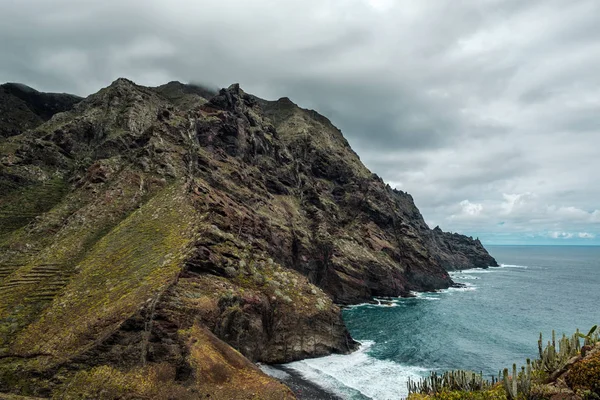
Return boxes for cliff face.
[0,83,81,137]
[0,78,496,398]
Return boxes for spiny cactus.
[503,365,518,400]
[533,330,581,374]
[578,325,599,347]
[502,359,532,400]
[521,359,532,396]
[406,326,598,399]
[407,370,492,395]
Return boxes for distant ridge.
[0,82,81,137]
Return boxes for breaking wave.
[283,341,428,400]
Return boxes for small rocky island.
[0,79,497,399]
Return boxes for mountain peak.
[276,96,296,106]
[207,82,256,113]
[152,81,217,109]
[227,82,241,91]
[109,77,137,87]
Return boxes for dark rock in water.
[451,282,468,289]
[0,78,496,398]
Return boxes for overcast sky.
[1,0,599,245]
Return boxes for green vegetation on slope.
[11,183,198,359]
[0,169,167,350]
[0,177,69,239]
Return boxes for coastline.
[260,364,343,400]
[259,267,500,399]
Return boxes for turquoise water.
[284,245,600,399]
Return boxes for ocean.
[278,245,600,400]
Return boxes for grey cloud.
[1,0,599,244]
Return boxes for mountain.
[0,78,497,399]
[153,81,217,110]
[0,83,82,137]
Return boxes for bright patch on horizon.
[548,231,596,240]
[578,232,595,239]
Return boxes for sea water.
[283,245,600,400]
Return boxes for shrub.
[566,352,600,397]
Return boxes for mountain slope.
[0,83,81,137]
[0,78,496,398]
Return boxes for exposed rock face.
[430,226,499,270]
[0,83,81,137]
[0,78,496,398]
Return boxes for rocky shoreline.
[260,364,344,400]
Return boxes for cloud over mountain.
[1,0,598,244]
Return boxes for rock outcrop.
[0,78,496,398]
[429,226,499,270]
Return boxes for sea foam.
[283,340,428,400]
[499,264,529,269]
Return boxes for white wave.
[447,285,477,293]
[373,298,400,307]
[345,301,398,310]
[348,282,480,310]
[409,291,442,301]
[457,268,493,274]
[410,282,478,295]
[284,340,428,400]
[450,275,479,280]
[430,282,478,294]
[499,264,528,269]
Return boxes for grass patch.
[0,177,69,239]
[10,183,198,360]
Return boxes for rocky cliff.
[0,78,496,399]
[430,226,498,270]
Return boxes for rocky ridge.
[0,78,497,399]
[430,226,498,271]
[0,83,81,138]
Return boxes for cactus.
[520,359,532,397]
[578,325,599,357]
[503,364,518,400]
[407,370,492,395]
[578,325,598,347]
[533,330,581,375]
[407,326,598,398]
[502,360,532,400]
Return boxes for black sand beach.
[259,364,343,400]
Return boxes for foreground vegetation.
[407,325,600,400]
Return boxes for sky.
[1,0,599,245]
